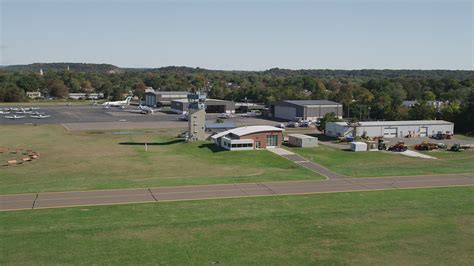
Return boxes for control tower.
[187,92,207,141]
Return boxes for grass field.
[287,144,474,177]
[1,187,473,265]
[0,125,320,194]
[455,134,474,141]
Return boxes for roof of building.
[154,91,190,95]
[145,87,155,93]
[330,120,454,127]
[172,98,233,103]
[281,100,342,106]
[288,133,317,139]
[211,125,284,139]
[205,121,236,129]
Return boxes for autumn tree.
[48,79,69,99]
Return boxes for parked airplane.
[23,107,40,111]
[4,115,25,119]
[16,108,34,114]
[30,114,50,119]
[102,96,133,107]
[0,111,11,114]
[31,111,45,115]
[178,112,189,121]
[138,105,154,114]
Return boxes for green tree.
[16,74,41,92]
[408,102,436,120]
[422,91,436,102]
[133,82,147,99]
[69,78,81,92]
[441,102,461,122]
[0,84,26,102]
[318,112,340,133]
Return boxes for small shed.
[288,134,318,148]
[350,142,367,152]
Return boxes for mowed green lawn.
[455,134,474,141]
[287,145,474,177]
[0,125,320,194]
[1,187,473,265]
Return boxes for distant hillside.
[2,63,473,80]
[3,63,123,74]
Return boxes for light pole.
[368,106,371,121]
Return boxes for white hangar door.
[419,127,428,137]
[274,106,297,120]
[383,128,397,138]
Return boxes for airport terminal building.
[211,126,284,151]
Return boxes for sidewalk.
[267,147,347,179]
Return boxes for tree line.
[0,65,473,133]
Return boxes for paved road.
[1,174,473,211]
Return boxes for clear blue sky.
[1,0,472,70]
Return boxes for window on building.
[266,135,278,146]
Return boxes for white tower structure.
[39,69,44,76]
[187,92,207,142]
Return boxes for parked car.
[218,113,234,119]
[276,123,286,128]
[287,121,299,128]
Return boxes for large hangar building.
[270,100,343,121]
[171,98,235,114]
[325,120,454,138]
[145,89,190,107]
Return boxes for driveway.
[268,147,347,179]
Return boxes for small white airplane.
[138,105,154,114]
[16,108,33,114]
[102,96,133,107]
[24,107,40,111]
[30,114,50,119]
[4,115,25,119]
[31,111,45,115]
[0,111,11,114]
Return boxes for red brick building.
[211,126,284,150]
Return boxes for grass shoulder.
[1,186,472,264]
[286,144,474,177]
[0,125,321,194]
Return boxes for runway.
[1,173,473,211]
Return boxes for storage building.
[145,89,190,107]
[288,134,318,148]
[270,100,343,121]
[325,120,454,138]
[211,126,284,151]
[350,142,368,152]
[171,98,235,114]
[69,93,104,100]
